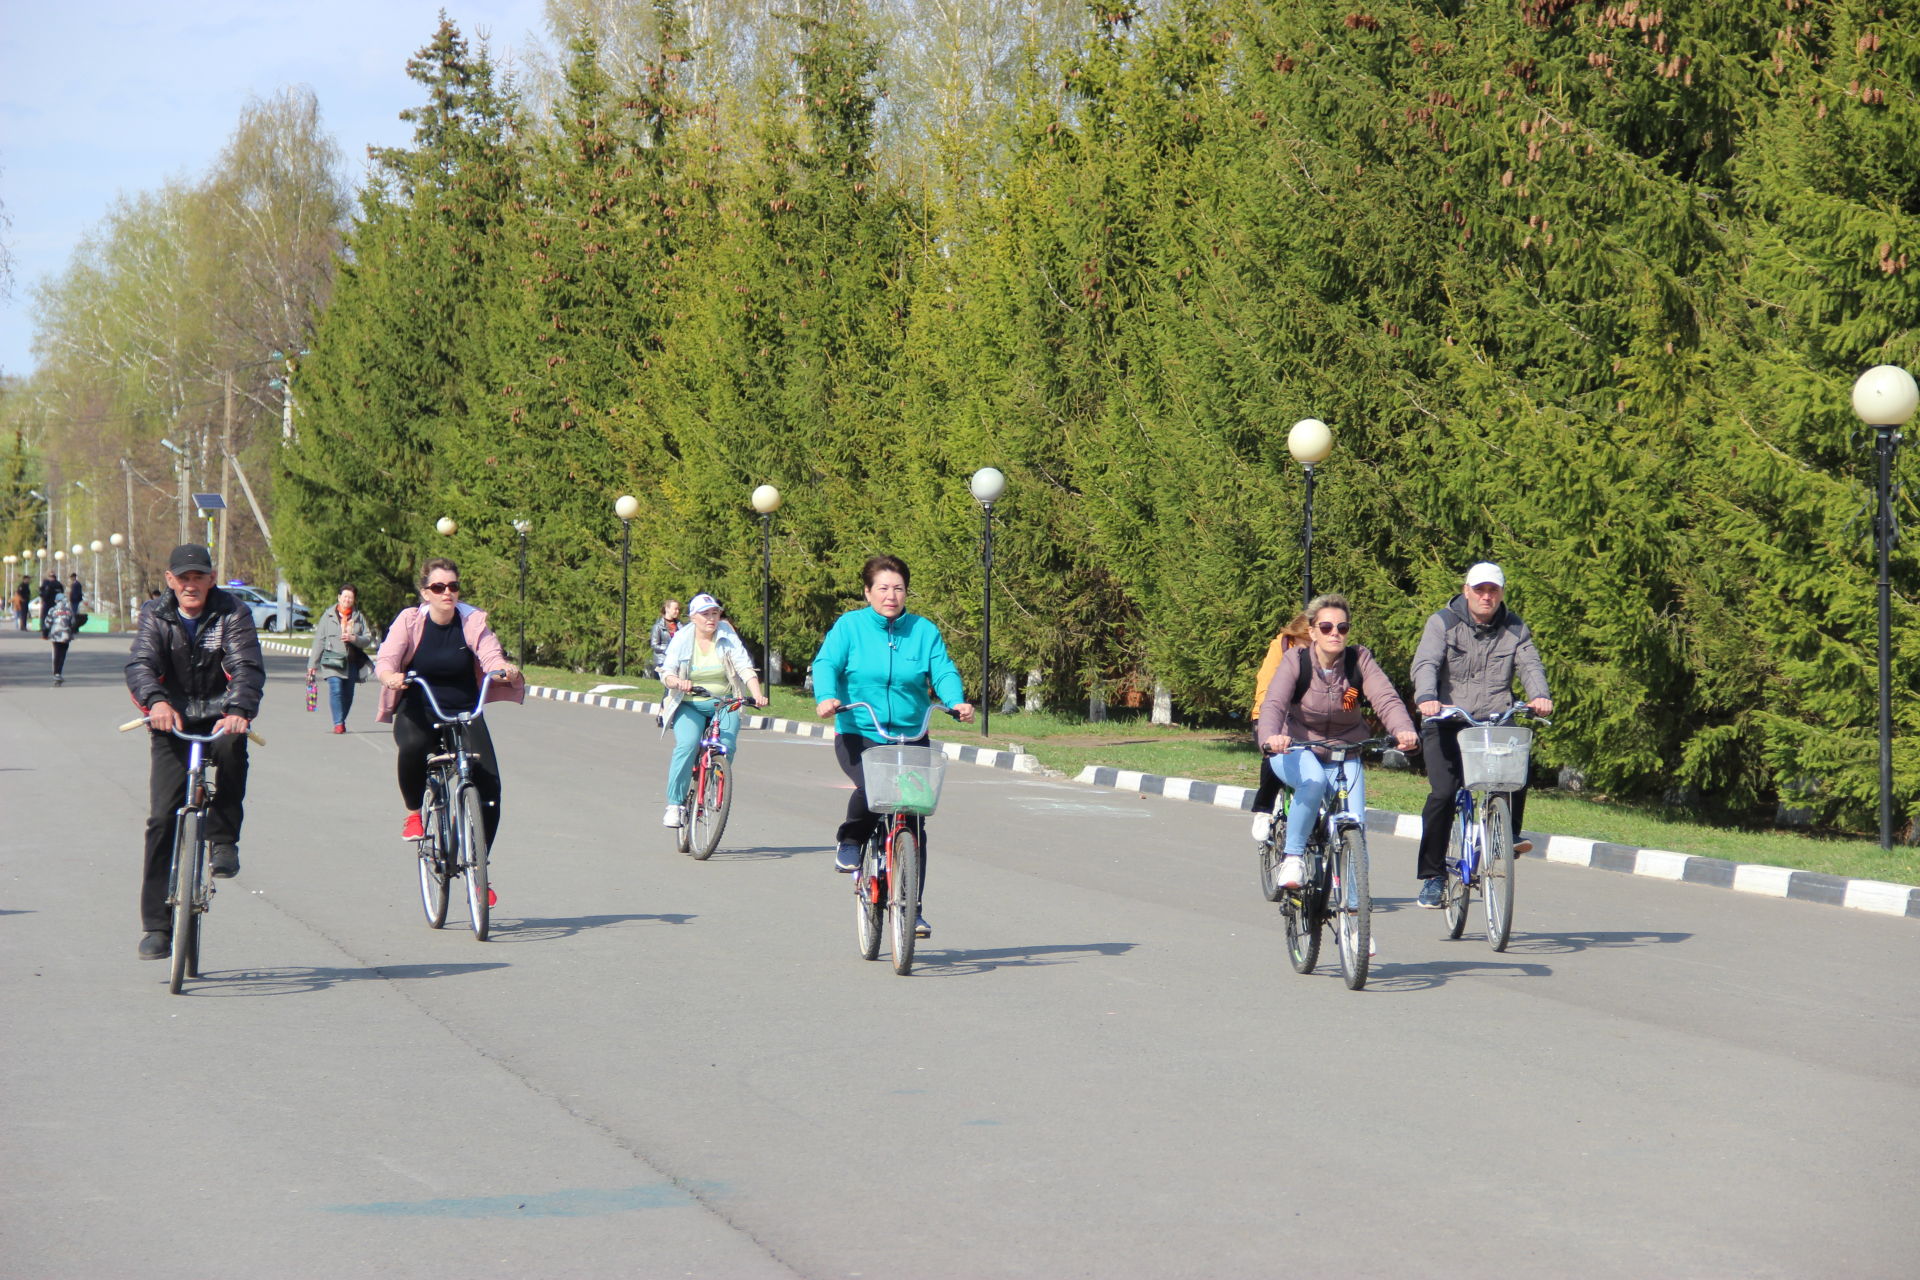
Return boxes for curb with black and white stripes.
[1074,765,1920,920]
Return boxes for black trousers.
[394,699,503,845]
[1251,747,1283,814]
[49,641,69,675]
[1417,720,1529,881]
[834,732,930,889]
[142,725,248,930]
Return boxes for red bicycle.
[837,702,953,975]
[677,686,746,860]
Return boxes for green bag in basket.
[896,770,938,814]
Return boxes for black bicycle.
[409,672,504,940]
[119,717,265,993]
[1274,735,1393,991]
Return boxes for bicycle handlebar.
[1425,704,1552,728]
[117,716,267,746]
[1277,734,1401,755]
[405,669,503,724]
[832,699,959,744]
[685,685,749,712]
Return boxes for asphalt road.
[4,629,1917,1278]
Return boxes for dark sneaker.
[1417,876,1444,908]
[138,930,170,959]
[834,842,861,873]
[914,914,931,939]
[210,844,240,879]
[1512,840,1534,855]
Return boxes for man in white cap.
[1408,562,1553,908]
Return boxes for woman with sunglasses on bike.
[1255,593,1419,891]
[657,592,768,828]
[375,557,524,845]
[812,554,974,937]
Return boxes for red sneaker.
[332,723,346,734]
[402,813,424,840]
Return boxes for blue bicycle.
[1427,705,1549,952]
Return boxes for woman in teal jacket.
[813,554,974,935]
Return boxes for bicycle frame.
[164,729,227,913]
[409,671,498,791]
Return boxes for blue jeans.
[667,699,740,804]
[326,675,356,726]
[1269,751,1366,859]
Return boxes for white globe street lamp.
[1852,364,1919,849]
[751,486,782,684]
[1287,419,1334,606]
[614,495,640,674]
[970,467,1009,736]
[435,516,457,536]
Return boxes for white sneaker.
[1278,855,1305,889]
[1250,813,1273,842]
[661,804,683,828]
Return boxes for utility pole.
[121,458,138,564]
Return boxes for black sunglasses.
[1315,621,1351,635]
[424,581,461,595]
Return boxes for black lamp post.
[970,467,1007,737]
[1287,418,1333,609]
[615,494,639,676]
[1852,365,1919,850]
[750,484,781,684]
[511,519,531,664]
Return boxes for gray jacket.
[1409,594,1549,720]
[308,604,376,679]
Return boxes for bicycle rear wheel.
[1442,809,1470,940]
[1283,850,1321,973]
[690,755,731,860]
[1333,828,1371,991]
[888,825,921,975]
[1257,809,1287,903]
[855,836,884,961]
[458,783,491,941]
[418,786,451,928]
[1482,794,1515,952]
[168,814,200,995]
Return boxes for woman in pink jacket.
[375,557,524,844]
[1255,593,1419,892]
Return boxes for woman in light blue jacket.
[812,554,974,935]
[658,593,767,828]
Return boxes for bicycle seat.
[426,752,457,766]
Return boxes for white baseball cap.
[1464,562,1505,589]
[687,592,722,615]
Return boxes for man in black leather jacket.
[125,544,266,959]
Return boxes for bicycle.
[118,716,266,994]
[836,701,955,976]
[674,686,747,860]
[408,671,505,941]
[1426,704,1549,952]
[1274,735,1393,991]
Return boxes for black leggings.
[49,641,70,676]
[394,699,503,845]
[835,732,930,891]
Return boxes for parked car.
[223,583,311,632]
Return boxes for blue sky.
[0,0,553,378]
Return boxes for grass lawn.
[493,664,1920,888]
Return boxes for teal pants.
[667,699,740,804]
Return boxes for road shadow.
[1359,956,1556,991]
[174,961,508,996]
[484,912,696,943]
[700,845,823,862]
[907,941,1139,978]
[1500,929,1691,954]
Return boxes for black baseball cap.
[167,544,215,575]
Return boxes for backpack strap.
[1289,646,1367,708]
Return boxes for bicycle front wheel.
[1482,794,1515,952]
[458,784,491,941]
[168,814,201,995]
[855,837,883,961]
[418,792,450,928]
[888,825,921,976]
[1333,828,1371,991]
[690,755,732,860]
[1442,810,1470,940]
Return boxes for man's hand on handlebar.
[1417,700,1441,718]
[1528,697,1553,716]
[215,713,251,738]
[147,702,182,733]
